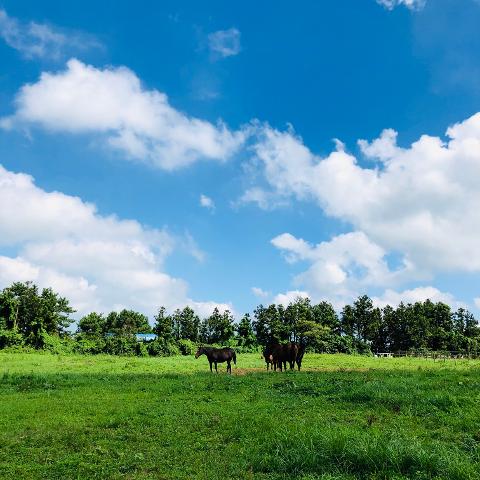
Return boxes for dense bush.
[135,341,149,357]
[73,338,106,355]
[24,332,74,354]
[178,339,197,356]
[104,336,138,356]
[0,329,24,349]
[233,344,260,354]
[146,339,180,357]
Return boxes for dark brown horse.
[262,344,275,370]
[195,346,236,373]
[296,343,306,371]
[272,343,299,371]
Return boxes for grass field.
[1,352,480,479]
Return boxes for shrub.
[0,329,24,349]
[235,344,259,354]
[23,332,74,354]
[73,338,106,355]
[104,336,137,356]
[135,341,148,357]
[147,339,180,357]
[178,339,197,356]
[354,339,373,356]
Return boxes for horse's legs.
[214,362,218,373]
[227,360,231,374]
[209,361,213,372]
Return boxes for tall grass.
[1,352,479,479]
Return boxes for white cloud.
[273,290,310,307]
[1,59,245,170]
[474,298,480,309]
[376,0,426,10]
[200,194,215,211]
[208,28,241,58]
[269,232,463,310]
[0,8,101,60]
[252,287,270,299]
[237,187,289,210]
[246,113,480,277]
[0,164,231,319]
[373,287,461,309]
[271,231,418,308]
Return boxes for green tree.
[77,312,106,337]
[285,297,312,342]
[171,307,199,342]
[205,307,235,344]
[252,304,269,346]
[312,301,340,333]
[340,304,355,337]
[237,313,256,347]
[105,309,151,337]
[0,281,74,345]
[153,307,173,342]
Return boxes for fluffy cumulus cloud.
[208,28,241,58]
[0,164,232,319]
[0,8,101,60]
[244,112,480,308]
[1,59,245,170]
[376,0,426,10]
[273,290,310,307]
[251,287,270,299]
[199,194,215,211]
[248,114,480,275]
[373,287,461,309]
[271,231,419,308]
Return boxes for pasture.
[1,352,480,479]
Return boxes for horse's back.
[209,347,235,362]
[272,342,299,363]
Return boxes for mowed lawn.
[1,352,480,480]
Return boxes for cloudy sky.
[1,0,480,320]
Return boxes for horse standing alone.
[195,346,236,374]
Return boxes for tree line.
[1,281,479,356]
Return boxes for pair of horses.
[195,346,236,373]
[263,342,305,371]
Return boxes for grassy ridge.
[1,353,480,479]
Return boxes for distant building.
[135,333,157,342]
[104,332,157,342]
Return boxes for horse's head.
[195,347,204,359]
[263,352,273,363]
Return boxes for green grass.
[1,352,480,479]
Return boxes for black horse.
[195,346,236,374]
[270,342,306,371]
[262,344,275,370]
[296,343,306,371]
[272,343,298,371]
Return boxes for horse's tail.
[233,351,237,365]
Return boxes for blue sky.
[1,0,480,320]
